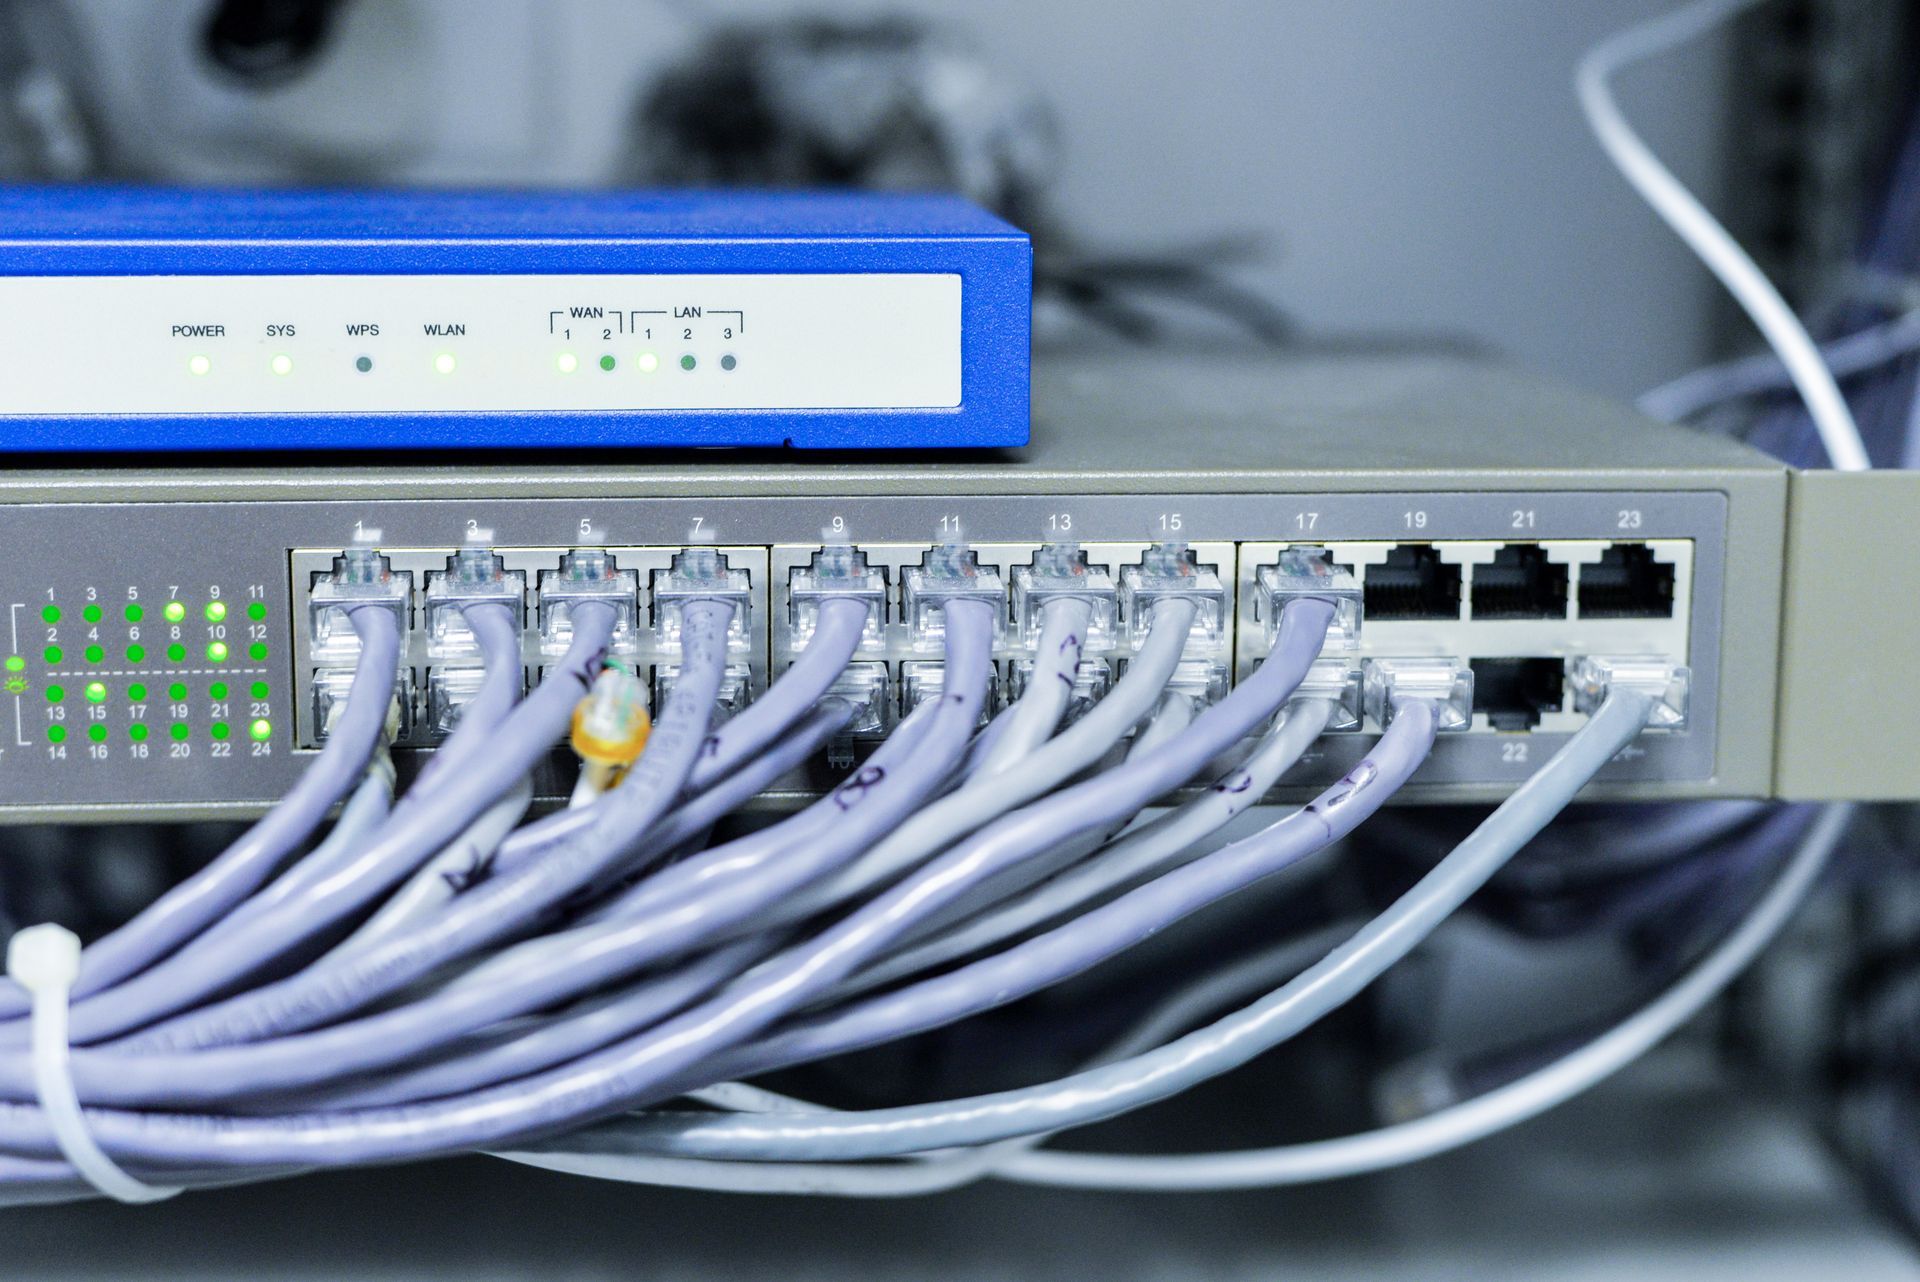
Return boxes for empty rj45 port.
[1577,544,1675,618]
[1470,545,1568,620]
[1363,545,1462,621]
[1469,657,1565,731]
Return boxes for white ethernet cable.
[1577,0,1872,470]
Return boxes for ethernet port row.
[1363,545,1462,621]
[1469,657,1565,731]
[1578,543,1675,618]
[1470,544,1568,620]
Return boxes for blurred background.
[6,1,1920,1277]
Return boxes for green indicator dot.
[84,681,106,704]
[46,725,64,744]
[128,723,148,742]
[125,603,144,623]
[42,645,61,665]
[679,353,696,371]
[248,602,267,621]
[163,601,186,624]
[250,681,270,700]
[169,723,189,742]
[87,724,106,744]
[168,682,187,700]
[210,681,228,699]
[720,354,737,371]
[128,684,146,701]
[166,643,186,663]
[82,604,102,624]
[83,645,103,664]
[40,605,59,624]
[248,718,273,743]
[248,642,268,661]
[209,722,230,741]
[44,685,62,703]
[126,644,145,663]
[4,656,22,673]
[599,354,616,371]
[205,601,227,622]
[355,355,373,373]
[207,641,229,662]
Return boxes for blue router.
[0,186,1030,452]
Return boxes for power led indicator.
[188,354,212,377]
[271,354,294,376]
[4,656,23,673]
[434,352,457,375]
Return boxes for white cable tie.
[5,924,181,1204]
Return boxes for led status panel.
[0,187,1032,451]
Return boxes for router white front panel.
[0,273,963,415]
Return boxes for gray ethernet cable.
[993,803,1850,1189]
[0,604,619,1054]
[0,601,1333,1170]
[846,697,1339,999]
[591,681,1658,1163]
[715,697,1436,1081]
[0,601,402,1022]
[776,595,1201,927]
[5,606,993,1110]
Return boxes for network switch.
[0,346,1883,822]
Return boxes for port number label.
[1404,510,1428,530]
[1295,512,1318,531]
[1512,509,1535,529]
[1159,513,1182,533]
[1617,509,1643,530]
[1501,741,1529,764]
[828,515,847,534]
[1047,513,1071,532]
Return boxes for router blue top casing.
[0,186,1031,452]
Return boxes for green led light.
[599,354,616,372]
[87,724,106,744]
[128,683,146,701]
[205,600,227,623]
[83,681,106,704]
[637,351,659,373]
[128,724,148,743]
[46,725,64,744]
[210,681,228,699]
[207,641,229,663]
[210,722,230,741]
[82,603,101,624]
[83,645,103,664]
[168,682,187,700]
[434,352,457,375]
[3,656,22,673]
[166,643,186,663]
[250,681,270,700]
[248,718,273,743]
[248,602,267,621]
[126,644,145,663]
[249,642,268,661]
[125,603,144,622]
[169,723,189,742]
[163,601,187,624]
[40,605,58,624]
[44,685,62,703]
[42,645,61,665]
[679,354,696,371]
[556,352,578,374]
